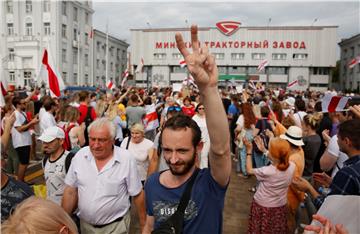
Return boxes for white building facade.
[131,25,337,90]
[338,34,360,91]
[93,29,129,87]
[0,0,97,87]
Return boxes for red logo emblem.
[216,21,241,36]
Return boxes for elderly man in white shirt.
[62,117,146,234]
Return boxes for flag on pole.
[37,49,65,98]
[179,59,186,68]
[135,58,144,73]
[287,80,298,89]
[348,56,360,69]
[321,94,350,113]
[106,80,114,90]
[120,69,129,87]
[0,89,5,107]
[248,80,256,90]
[182,75,198,89]
[1,80,8,96]
[89,27,93,39]
[143,104,159,132]
[257,59,268,72]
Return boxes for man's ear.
[196,141,204,154]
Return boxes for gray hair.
[87,117,116,140]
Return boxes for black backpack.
[253,119,270,154]
[42,151,75,173]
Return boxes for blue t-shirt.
[145,169,228,234]
[227,104,239,117]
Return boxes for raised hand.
[304,214,349,234]
[313,172,332,187]
[175,25,218,90]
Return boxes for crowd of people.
[1,25,360,234]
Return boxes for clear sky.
[93,1,360,57]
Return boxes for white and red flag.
[143,104,159,132]
[348,56,360,69]
[1,80,8,96]
[120,69,129,87]
[321,94,350,113]
[179,59,186,68]
[248,80,256,90]
[106,80,114,90]
[89,27,93,39]
[182,75,198,88]
[135,58,144,73]
[257,59,268,72]
[287,80,298,89]
[37,49,65,98]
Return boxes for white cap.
[38,126,65,143]
[285,97,295,107]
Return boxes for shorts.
[15,145,31,165]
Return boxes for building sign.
[215,21,241,36]
[219,74,247,81]
[155,40,306,49]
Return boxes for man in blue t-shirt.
[142,25,231,234]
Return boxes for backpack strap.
[85,106,92,122]
[42,155,49,168]
[65,152,75,173]
[175,168,200,214]
[126,135,131,150]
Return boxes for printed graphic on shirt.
[153,200,198,222]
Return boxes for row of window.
[155,53,309,61]
[7,22,51,36]
[95,42,127,59]
[342,45,360,58]
[95,59,121,72]
[61,72,89,85]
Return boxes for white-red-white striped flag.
[321,94,350,113]
[135,58,144,73]
[89,27,93,39]
[248,80,256,90]
[179,59,186,68]
[348,56,360,69]
[106,80,114,90]
[287,80,298,89]
[143,104,159,132]
[1,80,8,96]
[122,69,129,78]
[37,49,65,98]
[257,59,268,72]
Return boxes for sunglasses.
[198,107,204,110]
[168,106,182,112]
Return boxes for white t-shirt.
[11,110,32,148]
[236,114,244,129]
[293,111,307,128]
[39,111,56,134]
[192,114,209,142]
[120,137,153,181]
[327,135,349,178]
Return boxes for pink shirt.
[253,162,295,208]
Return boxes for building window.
[96,59,100,69]
[9,48,15,61]
[62,24,66,38]
[85,33,89,45]
[25,22,32,36]
[73,29,78,41]
[73,48,78,64]
[62,72,67,83]
[96,42,101,52]
[62,49,66,62]
[248,67,265,74]
[9,71,15,82]
[73,7,78,21]
[6,0,13,13]
[73,73,77,82]
[25,0,32,13]
[218,66,227,74]
[171,66,186,73]
[24,71,32,86]
[7,23,14,36]
[85,74,89,84]
[154,53,166,60]
[268,67,287,75]
[252,53,266,60]
[85,54,89,66]
[110,62,114,71]
[312,67,329,75]
[62,1,66,15]
[229,66,246,73]
[231,53,245,60]
[350,47,355,57]
[122,50,126,59]
[293,53,308,60]
[272,53,287,60]
[110,47,114,57]
[214,53,225,60]
[172,53,182,59]
[102,60,106,70]
[85,12,89,24]
[44,22,50,35]
[43,0,50,12]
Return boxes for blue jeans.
[253,151,269,168]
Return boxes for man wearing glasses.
[11,96,39,181]
[62,117,146,233]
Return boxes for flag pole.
[78,30,80,86]
[105,19,109,86]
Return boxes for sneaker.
[238,174,249,179]
[248,186,256,193]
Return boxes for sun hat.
[38,126,65,143]
[280,126,304,146]
[285,97,296,107]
